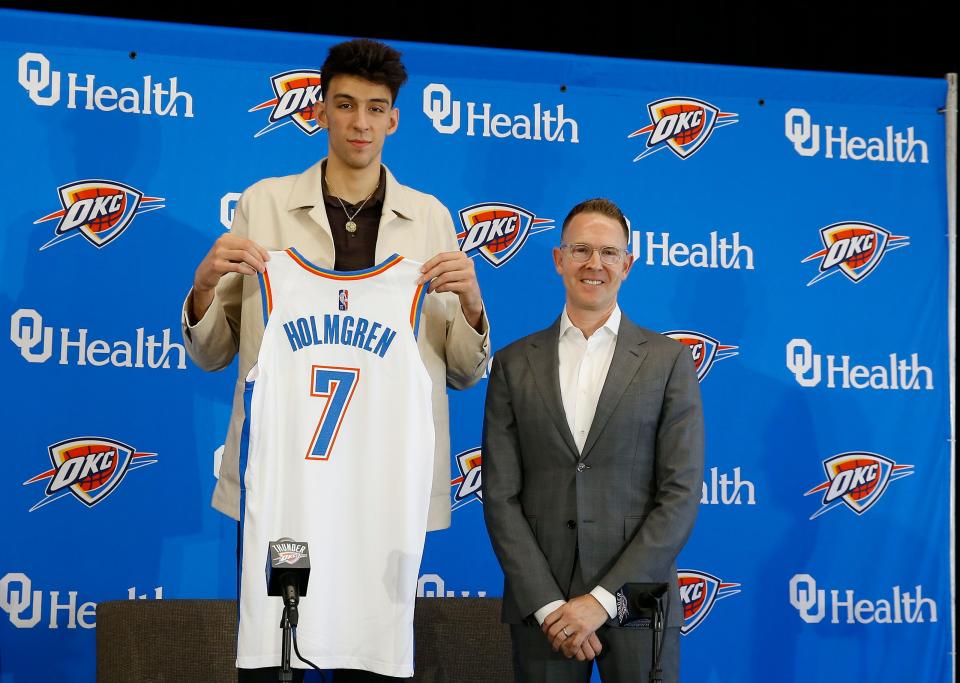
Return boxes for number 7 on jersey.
[307,365,360,461]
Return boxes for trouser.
[509,622,680,683]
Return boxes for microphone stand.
[649,593,665,683]
[279,579,299,682]
[615,582,668,683]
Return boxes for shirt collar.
[287,158,412,221]
[559,305,622,340]
[320,159,386,210]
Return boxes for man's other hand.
[191,235,269,322]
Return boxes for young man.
[182,39,490,681]
[482,199,703,682]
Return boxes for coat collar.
[287,159,416,224]
[524,319,579,459]
[579,318,648,460]
[524,314,650,461]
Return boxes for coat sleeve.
[598,346,705,593]
[180,192,248,371]
[482,351,564,618]
[432,200,490,390]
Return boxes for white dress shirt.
[533,305,621,625]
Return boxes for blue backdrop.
[0,9,953,683]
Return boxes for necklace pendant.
[345,220,357,233]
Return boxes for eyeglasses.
[560,243,627,265]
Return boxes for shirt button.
[566,520,577,529]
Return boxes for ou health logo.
[677,569,740,635]
[629,97,738,161]
[802,221,909,285]
[804,452,913,520]
[18,52,60,106]
[0,573,163,629]
[34,180,164,250]
[16,52,193,117]
[22,437,158,512]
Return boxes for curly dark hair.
[320,38,409,105]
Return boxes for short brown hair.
[561,198,629,241]
[320,39,409,105]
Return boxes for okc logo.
[803,221,909,286]
[805,452,913,520]
[450,448,482,511]
[664,331,738,382]
[629,98,738,161]
[457,203,554,268]
[22,437,157,512]
[249,70,323,138]
[677,569,740,635]
[35,180,164,251]
[271,541,309,565]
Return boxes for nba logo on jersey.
[338,289,348,310]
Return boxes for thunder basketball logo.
[805,452,914,520]
[450,447,482,511]
[271,541,309,565]
[802,221,910,285]
[629,97,739,161]
[34,180,165,251]
[457,203,555,268]
[677,569,740,635]
[663,331,739,382]
[249,70,323,138]
[22,437,158,512]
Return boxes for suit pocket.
[624,515,645,541]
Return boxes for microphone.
[267,539,312,681]
[267,538,311,624]
[615,582,668,628]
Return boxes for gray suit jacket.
[482,314,704,628]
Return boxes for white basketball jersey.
[236,248,434,677]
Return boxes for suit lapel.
[524,321,580,459]
[580,318,649,461]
